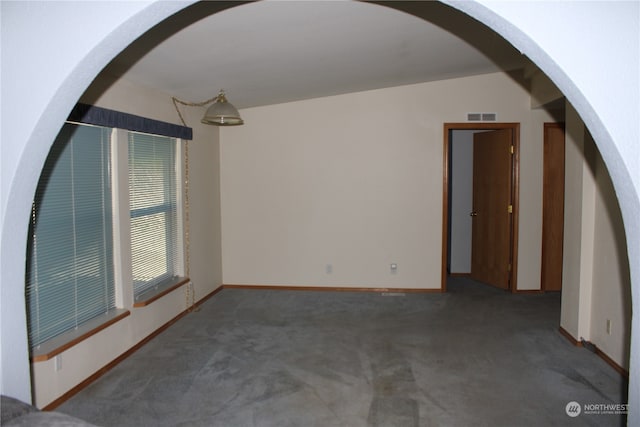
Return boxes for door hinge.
[508,204,513,214]
[508,263,512,272]
[510,145,515,154]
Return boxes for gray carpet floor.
[58,277,628,426]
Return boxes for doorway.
[442,123,520,292]
[541,123,565,291]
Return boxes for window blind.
[26,123,115,348]
[128,132,180,298]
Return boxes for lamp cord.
[172,96,219,127]
[184,138,199,313]
[173,94,222,312]
[175,98,201,313]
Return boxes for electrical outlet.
[325,264,332,274]
[606,319,612,335]
[55,355,62,371]
[390,263,398,274]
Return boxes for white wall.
[449,130,474,274]
[561,103,596,340]
[561,101,632,370]
[221,72,552,290]
[1,0,638,420]
[29,76,222,407]
[590,153,632,369]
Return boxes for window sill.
[31,309,130,362]
[133,277,190,307]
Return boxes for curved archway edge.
[1,1,637,420]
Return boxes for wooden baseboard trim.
[558,326,582,346]
[195,284,225,305]
[447,273,470,277]
[221,284,443,293]
[558,327,628,379]
[593,346,630,379]
[42,286,224,411]
[514,289,544,294]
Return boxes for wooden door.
[541,123,565,291]
[470,129,513,289]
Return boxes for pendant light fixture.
[201,90,244,126]
[172,89,244,127]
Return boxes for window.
[128,132,182,300]
[26,123,115,348]
[26,104,190,353]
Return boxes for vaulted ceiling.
[103,1,527,109]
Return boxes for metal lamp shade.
[201,91,244,126]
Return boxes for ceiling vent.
[467,112,497,122]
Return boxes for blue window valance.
[68,103,192,140]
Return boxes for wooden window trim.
[31,309,130,362]
[133,277,190,307]
[32,277,191,361]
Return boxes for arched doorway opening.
[1,0,637,419]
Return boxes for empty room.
[1,1,637,426]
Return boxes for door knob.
[470,211,478,217]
